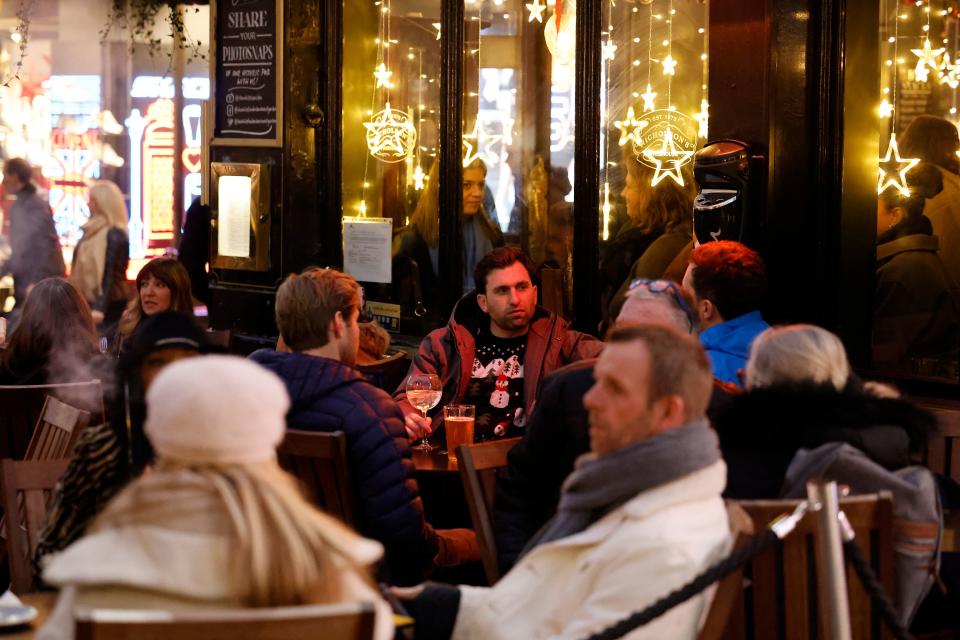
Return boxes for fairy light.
[911,0,945,83]
[879,0,920,196]
[601,0,615,240]
[694,10,709,140]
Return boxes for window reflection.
[874,2,960,380]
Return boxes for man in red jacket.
[397,246,602,443]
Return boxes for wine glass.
[406,373,442,452]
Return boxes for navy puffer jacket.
[249,349,438,584]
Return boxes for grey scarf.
[522,419,720,555]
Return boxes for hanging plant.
[101,0,206,66]
[1,0,37,88]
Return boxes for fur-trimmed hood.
[714,383,936,499]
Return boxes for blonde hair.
[745,324,850,391]
[408,159,488,247]
[88,180,128,231]
[92,461,368,607]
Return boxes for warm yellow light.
[613,106,647,146]
[373,63,394,88]
[641,84,657,112]
[878,99,893,118]
[642,126,694,187]
[526,0,547,23]
[878,133,920,196]
[661,54,677,76]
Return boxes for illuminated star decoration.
[640,84,657,112]
[412,164,426,191]
[694,99,709,139]
[878,133,920,197]
[878,98,893,119]
[661,54,677,76]
[364,102,418,163]
[373,63,394,89]
[526,0,546,23]
[911,38,945,84]
[602,38,617,61]
[938,53,960,89]
[642,127,694,187]
[432,22,441,40]
[613,106,648,147]
[462,118,503,167]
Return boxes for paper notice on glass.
[343,217,393,283]
[218,175,252,258]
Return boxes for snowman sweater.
[462,331,527,441]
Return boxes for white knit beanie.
[144,355,290,464]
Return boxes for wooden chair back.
[277,430,360,529]
[0,458,70,593]
[698,503,756,640]
[715,493,895,640]
[917,401,960,483]
[74,601,376,640]
[456,437,520,586]
[0,381,104,460]
[24,396,90,460]
[356,351,410,394]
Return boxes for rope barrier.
[581,500,912,640]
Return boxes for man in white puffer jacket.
[397,324,730,640]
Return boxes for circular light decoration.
[633,110,697,187]
[544,2,576,67]
[364,102,417,163]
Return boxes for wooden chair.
[0,381,104,460]
[204,328,233,351]
[74,601,376,640]
[24,396,91,460]
[0,458,70,593]
[913,398,960,551]
[277,430,360,529]
[356,351,410,394]
[698,503,756,640]
[456,437,521,586]
[713,493,896,640]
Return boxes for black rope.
[584,528,779,640]
[842,539,914,640]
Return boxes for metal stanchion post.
[808,481,853,640]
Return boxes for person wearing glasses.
[681,240,770,386]
[493,277,728,572]
[248,268,477,585]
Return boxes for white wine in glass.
[406,373,442,451]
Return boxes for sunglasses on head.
[626,278,696,333]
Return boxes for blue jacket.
[249,349,438,584]
[698,311,769,386]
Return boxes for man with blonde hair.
[250,268,476,584]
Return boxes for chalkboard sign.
[212,0,282,146]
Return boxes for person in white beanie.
[38,355,393,640]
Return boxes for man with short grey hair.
[494,278,707,570]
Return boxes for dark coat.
[392,227,440,310]
[248,349,438,585]
[713,383,936,499]
[598,224,657,323]
[7,186,65,305]
[177,199,210,305]
[874,233,960,366]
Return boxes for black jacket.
[713,383,935,499]
[248,349,439,585]
[6,186,64,304]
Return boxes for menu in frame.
[213,0,282,146]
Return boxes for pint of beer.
[444,404,475,462]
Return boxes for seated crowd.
[0,242,955,639]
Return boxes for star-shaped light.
[432,22,441,40]
[642,127,694,187]
[694,99,709,139]
[661,54,677,76]
[601,38,617,61]
[878,133,920,196]
[364,102,418,163]
[526,0,546,23]
[640,84,657,112]
[938,53,960,88]
[878,98,893,119]
[357,200,368,216]
[412,164,426,190]
[373,63,394,88]
[462,118,502,167]
[911,38,946,82]
[613,106,648,147]
[915,59,931,83]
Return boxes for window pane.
[598,0,707,327]
[343,0,443,336]
[874,2,960,381]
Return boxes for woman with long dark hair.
[116,257,194,351]
[0,278,105,386]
